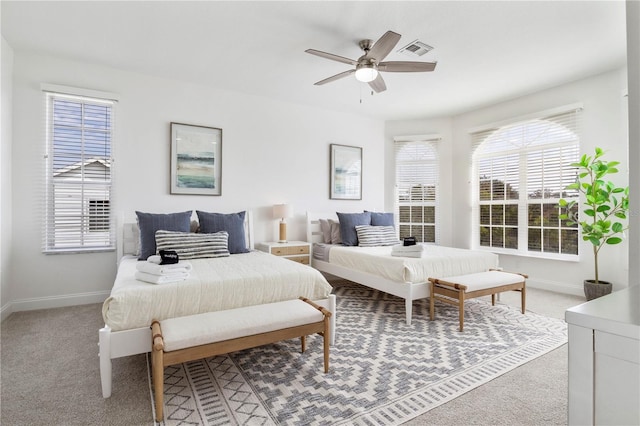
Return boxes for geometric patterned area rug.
[148,282,567,425]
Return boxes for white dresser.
[565,286,640,426]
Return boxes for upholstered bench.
[150,297,332,421]
[428,270,527,331]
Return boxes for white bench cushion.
[161,299,324,352]
[435,271,524,292]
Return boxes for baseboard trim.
[527,278,584,297]
[0,301,13,322]
[8,291,110,315]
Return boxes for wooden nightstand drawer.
[288,255,310,265]
[256,241,312,265]
[271,246,288,256]
[270,245,309,256]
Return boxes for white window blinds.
[471,107,581,257]
[43,88,116,253]
[394,137,440,243]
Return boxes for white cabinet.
[566,286,640,426]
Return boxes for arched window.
[472,108,581,258]
[394,137,439,243]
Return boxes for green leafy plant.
[559,147,629,284]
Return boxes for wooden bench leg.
[491,293,496,306]
[151,320,165,422]
[429,281,435,321]
[323,316,330,373]
[521,286,526,314]
[152,347,164,422]
[459,290,465,332]
[301,335,306,353]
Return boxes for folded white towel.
[135,271,189,285]
[391,244,428,258]
[391,244,426,253]
[136,260,192,276]
[147,255,162,264]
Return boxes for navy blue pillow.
[336,211,371,246]
[135,211,192,260]
[196,210,249,254]
[368,212,395,227]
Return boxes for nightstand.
[256,241,311,265]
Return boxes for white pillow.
[319,219,332,244]
[329,219,342,244]
[123,223,140,256]
[355,225,399,247]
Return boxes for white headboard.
[117,210,254,260]
[306,212,337,244]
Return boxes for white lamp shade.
[273,204,292,220]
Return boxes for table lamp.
[272,204,292,243]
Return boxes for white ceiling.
[1,1,628,121]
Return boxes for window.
[43,87,116,253]
[472,108,581,258]
[89,200,110,231]
[395,137,439,243]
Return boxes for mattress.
[328,245,499,284]
[102,251,333,331]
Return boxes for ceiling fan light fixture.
[355,64,378,82]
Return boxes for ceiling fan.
[305,30,437,93]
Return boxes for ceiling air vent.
[398,40,433,57]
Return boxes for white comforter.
[329,245,499,283]
[102,251,332,331]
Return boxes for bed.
[99,211,336,398]
[306,212,498,325]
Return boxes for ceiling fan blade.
[365,31,401,62]
[314,69,355,86]
[305,49,357,66]
[378,61,437,72]
[368,73,387,93]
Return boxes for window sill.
[476,247,580,262]
[43,247,115,255]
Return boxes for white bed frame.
[99,211,336,398]
[306,212,430,326]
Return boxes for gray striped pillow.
[155,230,230,259]
[355,225,399,247]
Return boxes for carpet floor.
[0,282,584,426]
[151,282,568,425]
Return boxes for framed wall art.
[170,122,222,195]
[330,143,362,200]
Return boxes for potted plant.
[559,147,629,301]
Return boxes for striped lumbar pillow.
[155,230,230,259]
[355,225,400,247]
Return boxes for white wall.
[9,52,384,311]
[627,0,639,289]
[386,68,629,295]
[1,37,13,320]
